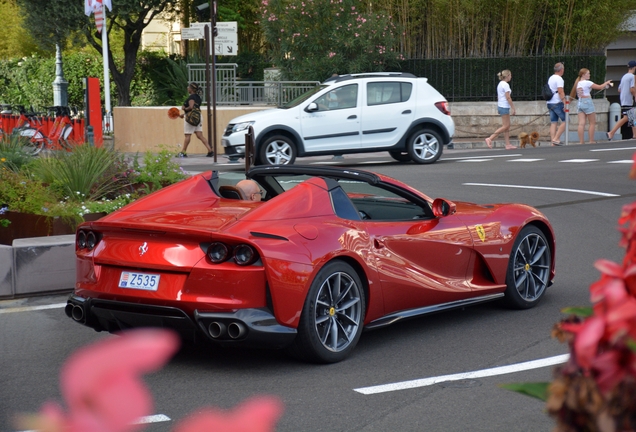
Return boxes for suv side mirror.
[305,102,318,112]
[432,198,456,217]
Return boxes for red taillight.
[435,101,450,115]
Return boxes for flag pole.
[101,3,112,133]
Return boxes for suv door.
[299,84,361,152]
[360,80,415,148]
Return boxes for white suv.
[221,72,454,165]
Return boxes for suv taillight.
[435,101,450,115]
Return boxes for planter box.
[0,212,106,246]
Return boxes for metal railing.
[187,63,319,106]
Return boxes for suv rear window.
[367,82,412,106]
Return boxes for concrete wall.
[113,101,611,154]
[113,106,269,154]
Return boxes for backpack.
[185,106,201,126]
[542,83,555,101]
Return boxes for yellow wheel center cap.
[525,263,531,271]
[329,307,336,316]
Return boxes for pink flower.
[173,397,284,432]
[19,329,179,432]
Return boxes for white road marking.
[458,159,492,162]
[559,159,599,163]
[507,158,544,162]
[607,160,634,164]
[356,160,394,165]
[463,183,619,197]
[443,154,522,161]
[134,414,171,424]
[0,303,67,314]
[16,414,171,432]
[590,146,636,152]
[354,354,569,395]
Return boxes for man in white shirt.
[547,62,566,146]
[618,61,636,139]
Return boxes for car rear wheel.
[407,128,443,164]
[289,261,365,363]
[389,150,411,162]
[258,135,296,165]
[504,226,551,309]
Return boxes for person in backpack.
[178,82,214,158]
[547,62,566,146]
[607,60,636,141]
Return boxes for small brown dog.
[518,131,540,148]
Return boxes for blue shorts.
[577,98,595,115]
[497,106,510,116]
[547,102,565,122]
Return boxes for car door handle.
[348,115,357,119]
[402,110,412,114]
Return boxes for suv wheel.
[407,128,443,164]
[258,135,297,165]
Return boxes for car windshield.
[283,85,329,108]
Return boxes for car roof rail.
[323,72,417,83]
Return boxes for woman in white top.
[485,70,516,150]
[569,68,612,144]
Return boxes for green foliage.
[133,52,189,106]
[499,382,550,401]
[400,54,606,102]
[0,133,36,172]
[260,0,402,81]
[0,0,46,59]
[30,145,130,201]
[0,168,76,217]
[561,306,594,317]
[130,150,189,192]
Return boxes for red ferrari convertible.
[67,165,555,363]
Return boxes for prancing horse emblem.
[139,242,148,256]
[475,225,486,242]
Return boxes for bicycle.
[17,106,76,155]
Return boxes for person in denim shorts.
[485,70,517,150]
[569,68,612,144]
[547,62,566,146]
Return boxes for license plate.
[118,271,160,291]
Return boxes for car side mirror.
[432,198,456,217]
[305,102,318,112]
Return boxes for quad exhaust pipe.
[208,321,246,340]
[65,304,85,322]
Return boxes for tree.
[0,0,45,59]
[260,0,402,81]
[15,0,179,106]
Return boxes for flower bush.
[15,329,284,432]
[0,134,190,230]
[503,153,636,431]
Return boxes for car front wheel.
[289,261,365,363]
[504,226,551,309]
[407,128,443,164]
[258,135,297,165]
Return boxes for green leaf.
[561,306,593,317]
[499,382,550,401]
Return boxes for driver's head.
[236,179,262,201]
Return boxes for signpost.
[190,22,238,56]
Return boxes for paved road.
[2,140,635,431]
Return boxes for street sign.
[181,27,204,40]
[191,21,238,56]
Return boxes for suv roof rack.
[323,72,417,83]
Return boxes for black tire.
[504,226,551,309]
[407,128,443,164]
[288,261,366,363]
[388,150,411,162]
[258,134,297,165]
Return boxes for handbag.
[185,106,201,126]
[542,83,555,101]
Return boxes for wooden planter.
[0,211,106,246]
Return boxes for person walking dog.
[547,62,567,146]
[569,68,612,144]
[485,70,517,150]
